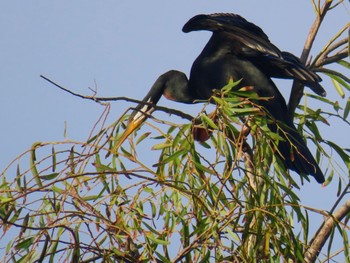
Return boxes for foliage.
[1,1,349,262]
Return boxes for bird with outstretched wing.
[112,13,325,184]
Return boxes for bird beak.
[110,101,155,154]
[109,70,184,155]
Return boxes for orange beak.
[110,102,154,155]
[109,70,188,155]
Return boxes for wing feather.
[183,13,326,96]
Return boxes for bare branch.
[288,0,334,121]
[304,198,350,262]
[41,75,143,104]
[313,38,348,68]
[40,75,194,122]
[314,51,349,68]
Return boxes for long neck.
[197,33,232,61]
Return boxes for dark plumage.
[113,13,325,184]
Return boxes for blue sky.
[1,1,349,260]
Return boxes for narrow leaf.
[15,237,34,250]
[201,114,218,129]
[147,234,170,245]
[337,60,350,69]
[69,146,75,174]
[344,97,350,119]
[331,78,345,98]
[51,146,56,172]
[40,173,59,181]
[155,252,172,263]
[30,142,43,187]
[326,140,350,168]
[52,185,64,194]
[16,164,21,190]
[136,132,151,145]
[152,142,172,150]
[155,149,187,165]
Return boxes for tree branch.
[314,51,349,69]
[40,75,194,122]
[41,75,146,104]
[312,38,348,68]
[304,197,350,262]
[287,0,334,121]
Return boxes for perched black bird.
[113,13,325,184]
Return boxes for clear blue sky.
[1,0,349,260]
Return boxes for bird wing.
[182,13,283,58]
[183,13,326,96]
[248,51,326,96]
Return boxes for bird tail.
[269,121,325,184]
[281,52,326,97]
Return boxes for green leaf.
[16,164,22,190]
[199,251,211,263]
[348,27,350,58]
[324,169,333,187]
[30,142,43,187]
[8,208,23,225]
[193,161,216,175]
[86,127,107,144]
[0,196,12,203]
[155,149,187,165]
[52,146,56,172]
[112,247,124,257]
[341,225,350,262]
[152,142,172,150]
[94,161,116,173]
[344,97,350,119]
[82,195,99,201]
[147,234,170,245]
[199,140,211,149]
[155,251,172,263]
[305,93,340,108]
[221,78,242,94]
[336,174,342,196]
[19,213,30,236]
[52,185,64,194]
[305,120,322,141]
[150,201,157,218]
[40,173,59,181]
[136,132,151,145]
[337,60,350,69]
[15,237,34,250]
[331,78,345,98]
[173,124,191,147]
[37,233,49,263]
[201,114,218,129]
[69,146,76,174]
[326,140,350,168]
[143,221,161,235]
[49,227,64,262]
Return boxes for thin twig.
[41,75,147,103]
[312,38,348,68]
[40,75,194,121]
[314,51,349,68]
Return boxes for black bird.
[113,13,325,184]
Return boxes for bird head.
[110,70,191,154]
